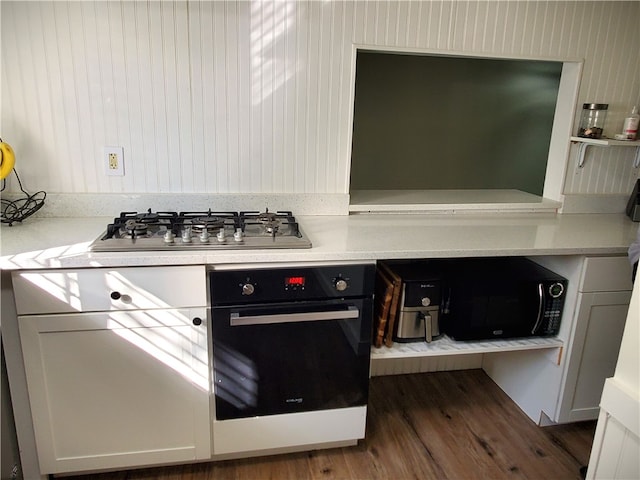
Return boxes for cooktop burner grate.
[91,208,311,252]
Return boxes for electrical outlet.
[105,146,124,176]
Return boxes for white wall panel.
[370,354,483,377]
[1,1,639,197]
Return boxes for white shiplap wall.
[1,1,639,196]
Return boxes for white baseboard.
[370,354,483,376]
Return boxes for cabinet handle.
[192,317,203,326]
[110,291,121,300]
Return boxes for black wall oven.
[209,263,375,422]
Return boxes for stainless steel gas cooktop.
[89,209,312,252]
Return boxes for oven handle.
[229,306,360,326]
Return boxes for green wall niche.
[350,52,563,196]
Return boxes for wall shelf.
[570,136,640,168]
[371,335,563,360]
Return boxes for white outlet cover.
[104,146,124,176]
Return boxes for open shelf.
[348,189,561,214]
[371,335,563,360]
[570,136,640,168]
[570,136,640,147]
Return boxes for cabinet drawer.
[12,266,206,315]
[580,257,633,293]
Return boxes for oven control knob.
[242,283,255,296]
[421,297,431,307]
[335,278,348,292]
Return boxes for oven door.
[211,298,372,420]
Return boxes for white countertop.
[1,212,637,270]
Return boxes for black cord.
[1,169,46,226]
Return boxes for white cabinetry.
[12,266,211,475]
[586,279,640,480]
[484,256,632,425]
[555,256,633,423]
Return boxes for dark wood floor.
[67,369,596,480]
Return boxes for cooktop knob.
[421,297,431,307]
[181,227,192,243]
[163,231,175,244]
[199,229,210,243]
[335,278,348,292]
[242,283,255,296]
[217,228,226,243]
[233,228,244,243]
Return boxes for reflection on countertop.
[1,213,637,270]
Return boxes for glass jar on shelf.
[578,103,608,139]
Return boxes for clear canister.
[578,103,608,139]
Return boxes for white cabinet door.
[556,290,632,423]
[19,308,210,475]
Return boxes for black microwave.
[441,257,567,341]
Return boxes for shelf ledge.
[371,335,563,360]
[570,136,640,168]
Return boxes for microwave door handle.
[230,306,360,326]
[531,283,544,335]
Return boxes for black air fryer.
[382,261,445,343]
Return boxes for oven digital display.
[285,276,305,287]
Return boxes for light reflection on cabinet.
[12,266,211,475]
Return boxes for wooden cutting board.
[373,262,402,348]
[378,262,402,347]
